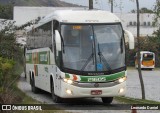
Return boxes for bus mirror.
[124,30,134,49]
[55,30,62,51]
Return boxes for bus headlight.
[118,76,127,83]
[63,78,73,84]
[66,89,72,95]
[67,80,73,84]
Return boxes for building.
[13,7,159,37]
[116,13,158,36]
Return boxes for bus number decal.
[88,77,106,82]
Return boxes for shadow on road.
[37,90,124,110]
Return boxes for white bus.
[135,51,155,70]
[25,9,134,104]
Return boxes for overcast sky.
[61,0,157,13]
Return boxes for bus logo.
[88,77,106,82]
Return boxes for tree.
[108,0,114,13]
[154,0,160,26]
[89,0,93,9]
[0,4,13,19]
[131,7,153,13]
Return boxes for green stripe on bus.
[65,73,70,78]
[80,71,125,82]
[48,51,50,65]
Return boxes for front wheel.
[101,97,113,104]
[51,82,62,103]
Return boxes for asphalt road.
[18,69,160,113]
[127,69,160,102]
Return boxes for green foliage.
[127,35,160,67]
[153,1,160,26]
[0,57,15,87]
[0,4,13,19]
[130,7,154,13]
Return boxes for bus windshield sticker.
[97,63,103,71]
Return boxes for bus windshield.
[143,53,154,61]
[61,24,125,73]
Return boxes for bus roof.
[140,51,154,54]
[45,10,121,23]
[27,10,121,32]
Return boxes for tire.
[101,97,113,104]
[51,82,62,103]
[31,76,39,93]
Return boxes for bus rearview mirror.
[124,30,135,49]
[55,30,62,51]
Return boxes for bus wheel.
[51,82,62,103]
[101,97,113,104]
[31,76,39,93]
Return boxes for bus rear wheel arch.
[101,97,113,104]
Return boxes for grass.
[115,96,160,104]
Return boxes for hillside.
[0,0,79,7]
[0,0,80,19]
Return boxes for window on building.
[133,22,137,26]
[143,22,146,26]
[129,21,132,26]
[148,22,151,26]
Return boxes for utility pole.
[111,0,113,13]
[89,0,93,9]
[136,0,145,100]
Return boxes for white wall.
[116,13,158,36]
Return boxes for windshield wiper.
[81,35,95,71]
[98,43,112,71]
[81,53,94,71]
[120,37,123,53]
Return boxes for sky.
[60,0,157,13]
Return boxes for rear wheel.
[51,82,62,103]
[31,76,39,93]
[101,97,113,104]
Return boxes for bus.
[25,9,134,104]
[135,51,155,70]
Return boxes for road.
[127,69,160,102]
[18,69,160,113]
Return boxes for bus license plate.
[91,90,102,95]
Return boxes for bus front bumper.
[59,81,126,98]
